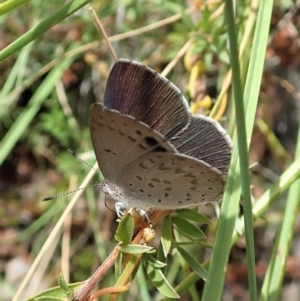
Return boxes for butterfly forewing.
[119,152,226,210]
[104,59,191,139]
[89,103,177,184]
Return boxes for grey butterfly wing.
[89,103,177,185]
[104,59,190,139]
[171,116,232,175]
[119,152,226,210]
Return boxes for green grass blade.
[224,0,258,297]
[232,157,300,240]
[0,0,31,15]
[0,57,74,165]
[0,42,33,99]
[0,0,90,62]
[202,1,274,300]
[259,124,300,301]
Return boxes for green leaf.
[115,214,134,244]
[57,273,69,293]
[177,246,207,280]
[118,244,153,254]
[157,241,168,274]
[144,254,167,268]
[25,282,83,301]
[172,215,206,240]
[161,215,172,257]
[176,208,212,224]
[143,256,180,299]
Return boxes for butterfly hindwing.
[171,116,232,175]
[119,152,225,209]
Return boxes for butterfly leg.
[136,208,153,229]
[115,202,126,218]
[115,202,153,229]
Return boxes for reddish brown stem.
[73,210,170,301]
[73,247,120,301]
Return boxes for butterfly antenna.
[44,150,106,202]
[89,7,118,62]
[43,183,105,202]
[68,149,100,173]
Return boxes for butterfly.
[89,59,232,216]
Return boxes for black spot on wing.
[154,146,168,152]
[104,148,116,155]
[145,136,158,147]
[144,136,168,152]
